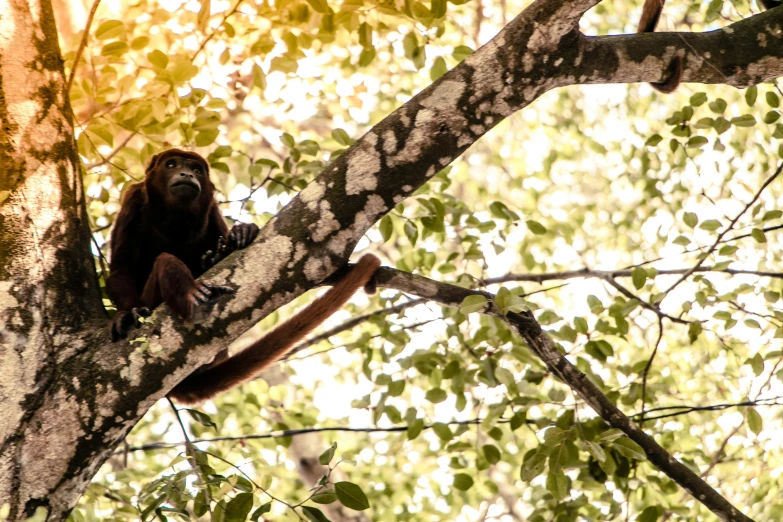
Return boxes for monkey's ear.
[145,153,162,177]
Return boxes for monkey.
[107,148,257,341]
[638,0,781,93]
[107,148,381,404]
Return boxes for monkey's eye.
[193,166,202,175]
[165,160,176,169]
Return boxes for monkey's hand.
[201,223,260,271]
[189,281,235,324]
[111,307,152,342]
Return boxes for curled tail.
[638,0,683,93]
[168,254,381,405]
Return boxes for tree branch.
[372,267,756,522]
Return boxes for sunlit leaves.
[95,20,125,40]
[225,492,253,521]
[612,438,646,460]
[334,482,370,510]
[453,473,474,491]
[747,408,763,435]
[302,506,330,522]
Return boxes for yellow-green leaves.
[334,482,370,510]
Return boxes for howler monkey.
[637,0,781,93]
[107,148,381,404]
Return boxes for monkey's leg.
[142,253,234,322]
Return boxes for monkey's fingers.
[191,283,213,303]
[133,307,152,326]
[189,282,235,324]
[202,282,235,300]
[228,223,259,249]
[111,308,149,342]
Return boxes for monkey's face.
[162,155,205,202]
[145,149,214,211]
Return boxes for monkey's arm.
[201,203,259,271]
[168,253,381,404]
[106,185,153,340]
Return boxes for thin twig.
[662,162,783,298]
[639,317,664,427]
[66,0,102,94]
[84,131,138,169]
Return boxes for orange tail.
[169,254,381,404]
[637,0,682,93]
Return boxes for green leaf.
[250,503,271,521]
[358,46,376,67]
[197,0,210,32]
[631,267,646,290]
[709,99,727,114]
[459,294,488,314]
[686,136,708,148]
[281,133,296,148]
[699,219,722,231]
[379,216,393,242]
[638,506,664,522]
[225,492,253,522]
[331,128,351,146]
[767,91,780,108]
[520,452,547,481]
[194,490,209,517]
[311,490,338,504]
[683,212,698,228]
[745,86,758,106]
[751,228,766,243]
[431,0,447,17]
[612,438,646,460]
[319,442,337,465]
[95,20,124,40]
[509,410,527,431]
[426,388,447,403]
[432,422,453,441]
[688,321,702,343]
[764,111,780,124]
[407,418,424,440]
[482,444,501,464]
[452,473,474,491]
[185,409,216,429]
[101,41,129,57]
[690,92,707,106]
[546,470,568,500]
[645,134,662,146]
[306,0,330,13]
[586,441,605,462]
[731,114,756,127]
[335,482,370,511]
[430,57,447,82]
[490,201,519,221]
[747,408,763,435]
[388,379,405,397]
[748,353,764,375]
[302,506,331,522]
[526,220,547,235]
[452,45,473,61]
[195,129,219,147]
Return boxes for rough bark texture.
[0,0,781,519]
[0,0,105,518]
